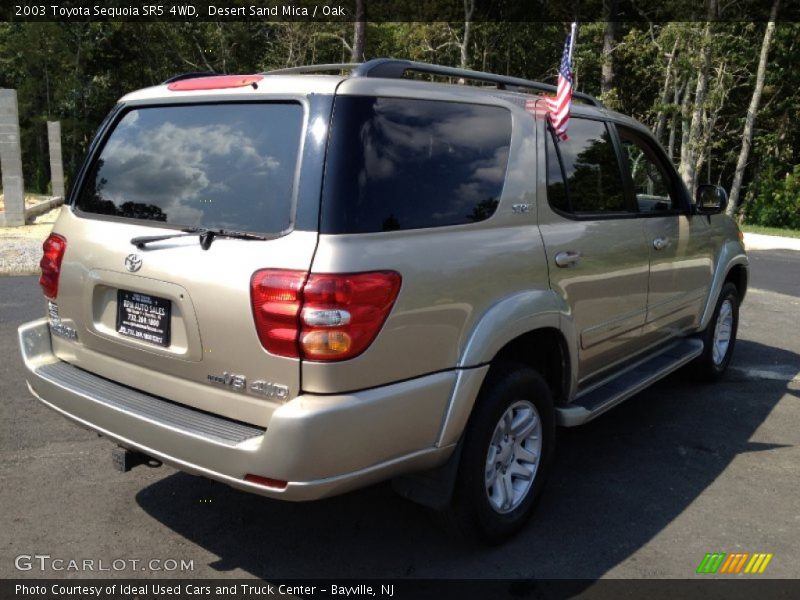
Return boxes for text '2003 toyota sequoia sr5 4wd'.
[19,59,748,543]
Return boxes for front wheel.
[692,281,740,381]
[444,362,555,544]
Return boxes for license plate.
[116,290,171,347]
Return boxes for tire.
[691,281,739,382]
[443,362,555,544]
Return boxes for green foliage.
[0,19,798,231]
[740,224,800,238]
[742,164,800,229]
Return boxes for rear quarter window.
[75,102,304,234]
[321,96,512,233]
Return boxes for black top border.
[2,0,797,23]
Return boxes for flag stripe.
[548,31,574,141]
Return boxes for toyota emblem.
[124,253,143,272]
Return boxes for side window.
[321,97,512,234]
[545,118,627,215]
[545,128,568,213]
[617,127,680,213]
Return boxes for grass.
[740,224,800,239]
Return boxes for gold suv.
[18,59,748,543]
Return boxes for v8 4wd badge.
[208,372,289,400]
[207,372,246,391]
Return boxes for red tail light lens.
[250,269,401,362]
[167,75,264,91]
[39,233,67,300]
[250,269,307,358]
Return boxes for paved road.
[1,251,798,581]
[748,249,800,297]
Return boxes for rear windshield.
[75,103,303,234]
[321,96,512,233]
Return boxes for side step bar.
[556,338,704,427]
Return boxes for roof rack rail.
[162,71,217,84]
[266,63,359,75]
[265,58,603,107]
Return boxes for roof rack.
[266,63,359,75]
[265,58,603,107]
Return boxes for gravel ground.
[0,237,46,275]
[0,207,61,275]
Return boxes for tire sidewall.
[454,364,555,543]
[704,282,740,377]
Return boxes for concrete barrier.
[0,89,26,227]
[25,196,64,223]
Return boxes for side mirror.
[695,184,728,214]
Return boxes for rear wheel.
[692,282,739,381]
[444,362,555,544]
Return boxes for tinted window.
[321,96,511,233]
[618,127,679,213]
[545,128,568,212]
[76,103,303,234]
[547,118,626,214]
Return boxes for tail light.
[167,74,264,91]
[250,270,401,361]
[250,270,307,358]
[39,233,67,300]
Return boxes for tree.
[460,0,475,69]
[679,19,713,193]
[600,0,618,97]
[351,0,366,62]
[726,0,780,216]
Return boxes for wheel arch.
[725,263,748,303]
[439,308,576,450]
[400,326,568,511]
[491,328,571,406]
[699,241,749,330]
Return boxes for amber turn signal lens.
[301,330,353,356]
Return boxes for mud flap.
[391,440,463,510]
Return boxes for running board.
[556,338,704,427]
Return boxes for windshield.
[75,102,304,234]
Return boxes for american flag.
[547,32,574,141]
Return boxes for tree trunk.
[679,75,694,179]
[601,0,618,95]
[351,0,366,62]
[695,62,729,181]
[460,0,475,69]
[654,38,679,144]
[668,78,686,161]
[727,0,779,217]
[679,20,712,193]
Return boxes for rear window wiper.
[131,227,269,251]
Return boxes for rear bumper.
[18,319,456,501]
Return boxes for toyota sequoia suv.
[18,59,748,543]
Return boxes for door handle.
[554,251,581,268]
[653,237,669,251]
